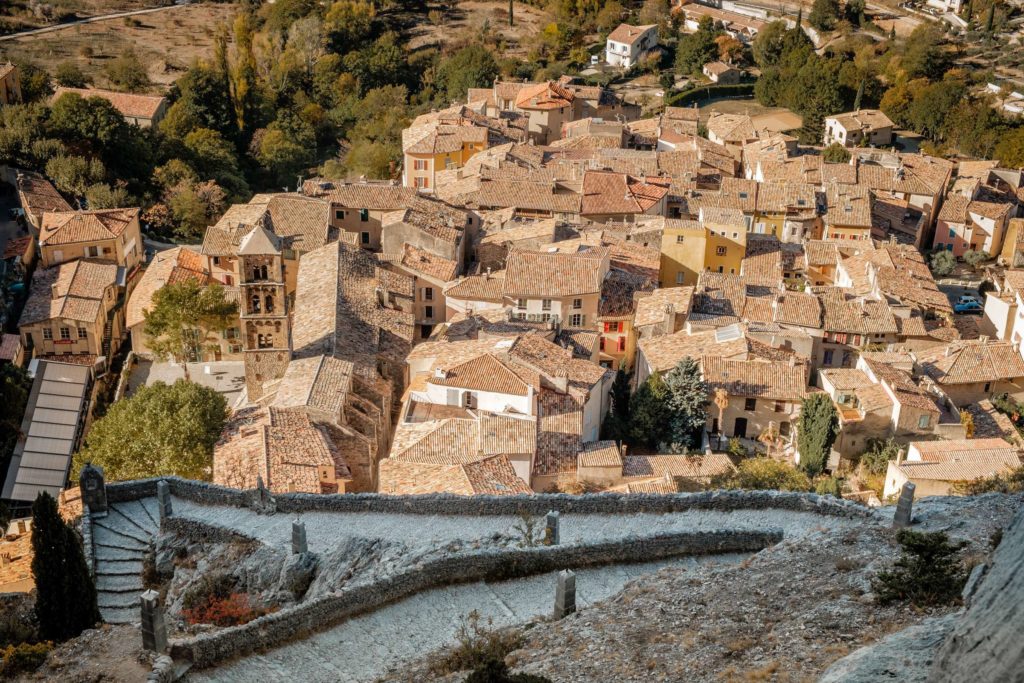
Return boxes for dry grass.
[0,2,238,90]
[406,1,547,57]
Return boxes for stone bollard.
[140,589,168,653]
[893,482,915,528]
[156,480,172,526]
[553,569,576,619]
[79,463,108,518]
[545,511,560,546]
[292,520,307,555]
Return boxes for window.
[774,400,784,413]
[617,337,626,352]
[335,210,345,220]
[425,305,433,319]
[414,177,428,189]
[213,256,221,266]
[360,232,370,245]
[359,209,369,222]
[265,295,274,313]
[224,275,233,286]
[918,415,930,429]
[571,314,584,326]
[251,295,261,314]
[413,159,427,171]
[85,245,100,257]
[716,246,727,256]
[675,272,684,284]
[541,299,552,311]
[43,328,53,340]
[676,235,685,243]
[59,327,70,340]
[572,298,582,309]
[604,322,614,333]
[744,398,756,411]
[779,422,791,438]
[424,287,434,301]
[823,349,834,365]
[949,228,956,238]
[984,382,991,393]
[517,298,526,310]
[77,327,87,339]
[599,337,605,350]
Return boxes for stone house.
[15,172,73,234]
[914,339,1024,406]
[38,208,143,271]
[702,61,742,84]
[51,87,168,128]
[302,180,417,251]
[883,438,1021,500]
[379,196,472,269]
[502,247,609,329]
[380,244,459,341]
[701,354,808,443]
[125,246,242,361]
[18,259,125,368]
[815,287,898,371]
[823,110,894,148]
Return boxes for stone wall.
[162,517,258,547]
[170,527,783,669]
[104,477,877,520]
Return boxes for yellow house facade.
[660,219,707,287]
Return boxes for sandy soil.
[407,1,548,57]
[0,2,238,90]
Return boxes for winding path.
[0,3,184,42]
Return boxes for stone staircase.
[90,499,160,625]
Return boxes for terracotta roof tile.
[52,86,166,120]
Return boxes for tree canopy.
[662,358,709,453]
[797,393,839,476]
[73,380,228,481]
[143,280,238,368]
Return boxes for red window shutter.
[617,337,626,352]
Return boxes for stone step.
[98,589,143,609]
[96,573,144,592]
[140,497,161,527]
[109,502,158,538]
[92,518,153,546]
[94,536,150,553]
[100,605,139,625]
[95,545,146,562]
[95,559,143,577]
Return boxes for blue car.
[954,300,983,315]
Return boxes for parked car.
[954,300,983,314]
[957,295,981,305]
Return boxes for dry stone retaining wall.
[104,477,877,520]
[170,527,783,669]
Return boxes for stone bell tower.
[238,224,290,401]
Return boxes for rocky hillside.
[395,494,1021,683]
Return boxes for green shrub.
[873,530,968,607]
[953,466,1024,495]
[0,641,53,676]
[467,658,552,683]
[859,438,900,476]
[710,457,812,492]
[814,476,843,498]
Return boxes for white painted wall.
[424,381,535,415]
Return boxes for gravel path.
[185,554,747,683]
[172,496,869,554]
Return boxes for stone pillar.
[292,520,307,555]
[545,511,560,546]
[156,480,172,526]
[79,463,107,518]
[553,569,576,619]
[893,482,915,529]
[140,589,168,653]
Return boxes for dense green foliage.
[822,142,851,163]
[31,493,100,642]
[675,16,720,76]
[143,280,239,367]
[953,465,1024,494]
[930,249,956,277]
[859,437,900,476]
[873,530,967,607]
[662,357,710,453]
[629,373,670,449]
[0,364,31,482]
[73,380,228,481]
[797,393,839,477]
[711,458,812,491]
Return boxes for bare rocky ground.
[13,624,151,682]
[395,494,1021,683]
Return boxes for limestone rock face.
[818,615,957,683]
[929,506,1024,683]
[278,552,319,599]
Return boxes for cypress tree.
[984,5,994,33]
[31,492,101,641]
[662,357,710,453]
[601,369,633,443]
[853,79,865,111]
[796,393,839,477]
[509,0,514,27]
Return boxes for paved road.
[0,3,186,42]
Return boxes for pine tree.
[662,358,709,453]
[31,492,100,641]
[796,393,839,477]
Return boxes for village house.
[18,259,125,368]
[125,246,242,360]
[379,244,459,340]
[702,61,742,84]
[16,172,73,234]
[605,23,659,68]
[914,339,1024,406]
[706,113,759,150]
[815,287,898,370]
[933,194,1013,257]
[821,184,874,242]
[677,2,766,42]
[302,180,417,250]
[823,110,895,148]
[0,63,21,105]
[38,207,143,271]
[379,195,472,268]
[51,86,168,128]
[502,246,609,329]
[581,170,670,223]
[980,270,1024,345]
[882,438,1021,500]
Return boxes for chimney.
[788,354,796,368]
[51,283,59,299]
[896,448,906,466]
[434,367,446,379]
